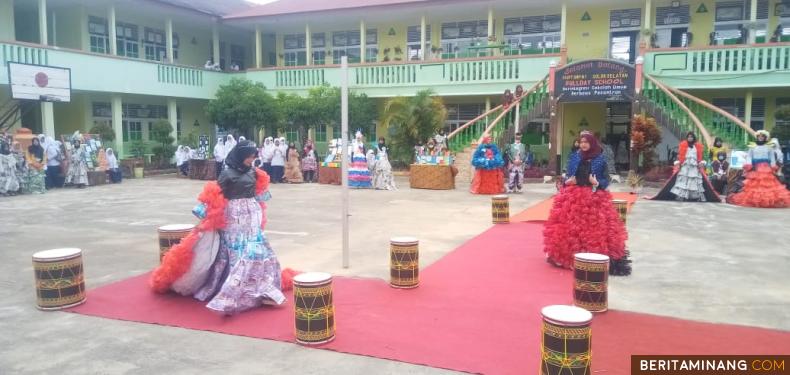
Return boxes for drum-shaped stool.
[33,248,86,310]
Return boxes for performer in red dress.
[543,132,631,275]
[470,136,505,194]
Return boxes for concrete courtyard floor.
[0,175,787,374]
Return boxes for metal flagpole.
[341,56,350,268]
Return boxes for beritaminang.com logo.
[631,355,789,375]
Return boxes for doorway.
[610,31,639,64]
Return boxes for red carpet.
[70,223,790,374]
[511,192,638,222]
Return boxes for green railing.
[157,64,204,86]
[354,64,417,85]
[447,105,503,153]
[275,68,327,88]
[1,43,49,66]
[647,44,790,75]
[447,59,520,82]
[641,75,713,149]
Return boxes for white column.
[644,0,652,32]
[108,4,117,55]
[41,102,55,138]
[167,99,178,143]
[748,0,757,44]
[420,15,427,60]
[212,20,220,66]
[305,23,312,66]
[166,17,174,63]
[255,25,262,68]
[38,0,48,45]
[359,20,366,63]
[487,7,494,56]
[560,2,567,46]
[111,95,123,157]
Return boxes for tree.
[89,123,115,143]
[150,119,177,168]
[380,90,447,163]
[348,91,377,138]
[630,114,662,171]
[205,78,279,135]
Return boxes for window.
[309,33,326,65]
[654,5,690,48]
[314,125,327,142]
[286,129,299,143]
[441,20,489,58]
[332,126,341,140]
[116,22,139,58]
[89,16,109,54]
[713,0,769,44]
[332,30,367,64]
[283,33,306,66]
[144,28,166,61]
[230,44,245,69]
[123,121,143,142]
[609,8,642,30]
[445,104,485,132]
[777,98,790,126]
[503,15,561,55]
[407,25,432,60]
[365,29,378,63]
[712,97,765,130]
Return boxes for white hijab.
[213,139,225,161]
[224,135,237,158]
[261,137,275,160]
[105,148,118,169]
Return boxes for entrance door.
[610,31,638,64]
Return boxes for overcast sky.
[246,0,279,4]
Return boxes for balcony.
[246,54,560,97]
[643,43,790,89]
[1,41,226,100]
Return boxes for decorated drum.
[540,305,593,375]
[293,272,335,345]
[32,248,86,310]
[158,224,195,262]
[390,237,419,289]
[573,253,610,312]
[612,199,628,223]
[491,195,510,224]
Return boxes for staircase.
[0,99,31,133]
[448,76,550,183]
[639,74,756,153]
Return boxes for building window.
[407,25,432,60]
[283,33,306,66]
[441,20,489,58]
[712,97,766,130]
[365,29,378,63]
[208,41,227,69]
[230,44,245,69]
[312,33,327,65]
[713,0,769,44]
[89,16,110,54]
[654,5,691,48]
[144,28,166,61]
[314,125,327,142]
[332,126,341,140]
[123,120,143,142]
[332,30,361,64]
[285,129,299,143]
[116,22,139,58]
[445,104,485,132]
[504,15,561,55]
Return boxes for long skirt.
[285,159,303,183]
[349,153,372,188]
[728,164,789,208]
[24,168,46,194]
[193,198,285,314]
[543,185,628,271]
[470,169,504,194]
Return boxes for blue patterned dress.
[192,168,285,315]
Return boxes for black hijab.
[224,140,258,173]
[28,139,44,160]
[685,132,696,148]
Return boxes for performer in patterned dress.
[470,136,505,194]
[349,131,372,188]
[301,139,318,183]
[650,132,720,202]
[150,140,297,315]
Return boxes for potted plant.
[626,170,644,194]
[128,140,147,178]
[394,46,403,55]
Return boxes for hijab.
[224,140,258,173]
[579,132,603,161]
[686,132,697,148]
[714,137,723,148]
[29,138,44,160]
[106,148,118,168]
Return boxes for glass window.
[332,126,341,140]
[116,23,139,58]
[89,16,109,54]
[231,44,245,69]
[407,25,432,60]
[609,8,642,30]
[445,104,485,132]
[331,30,367,63]
[440,20,489,58]
[314,125,327,142]
[503,15,561,55]
[123,121,143,142]
[713,0,769,44]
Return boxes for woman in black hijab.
[25,138,47,194]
